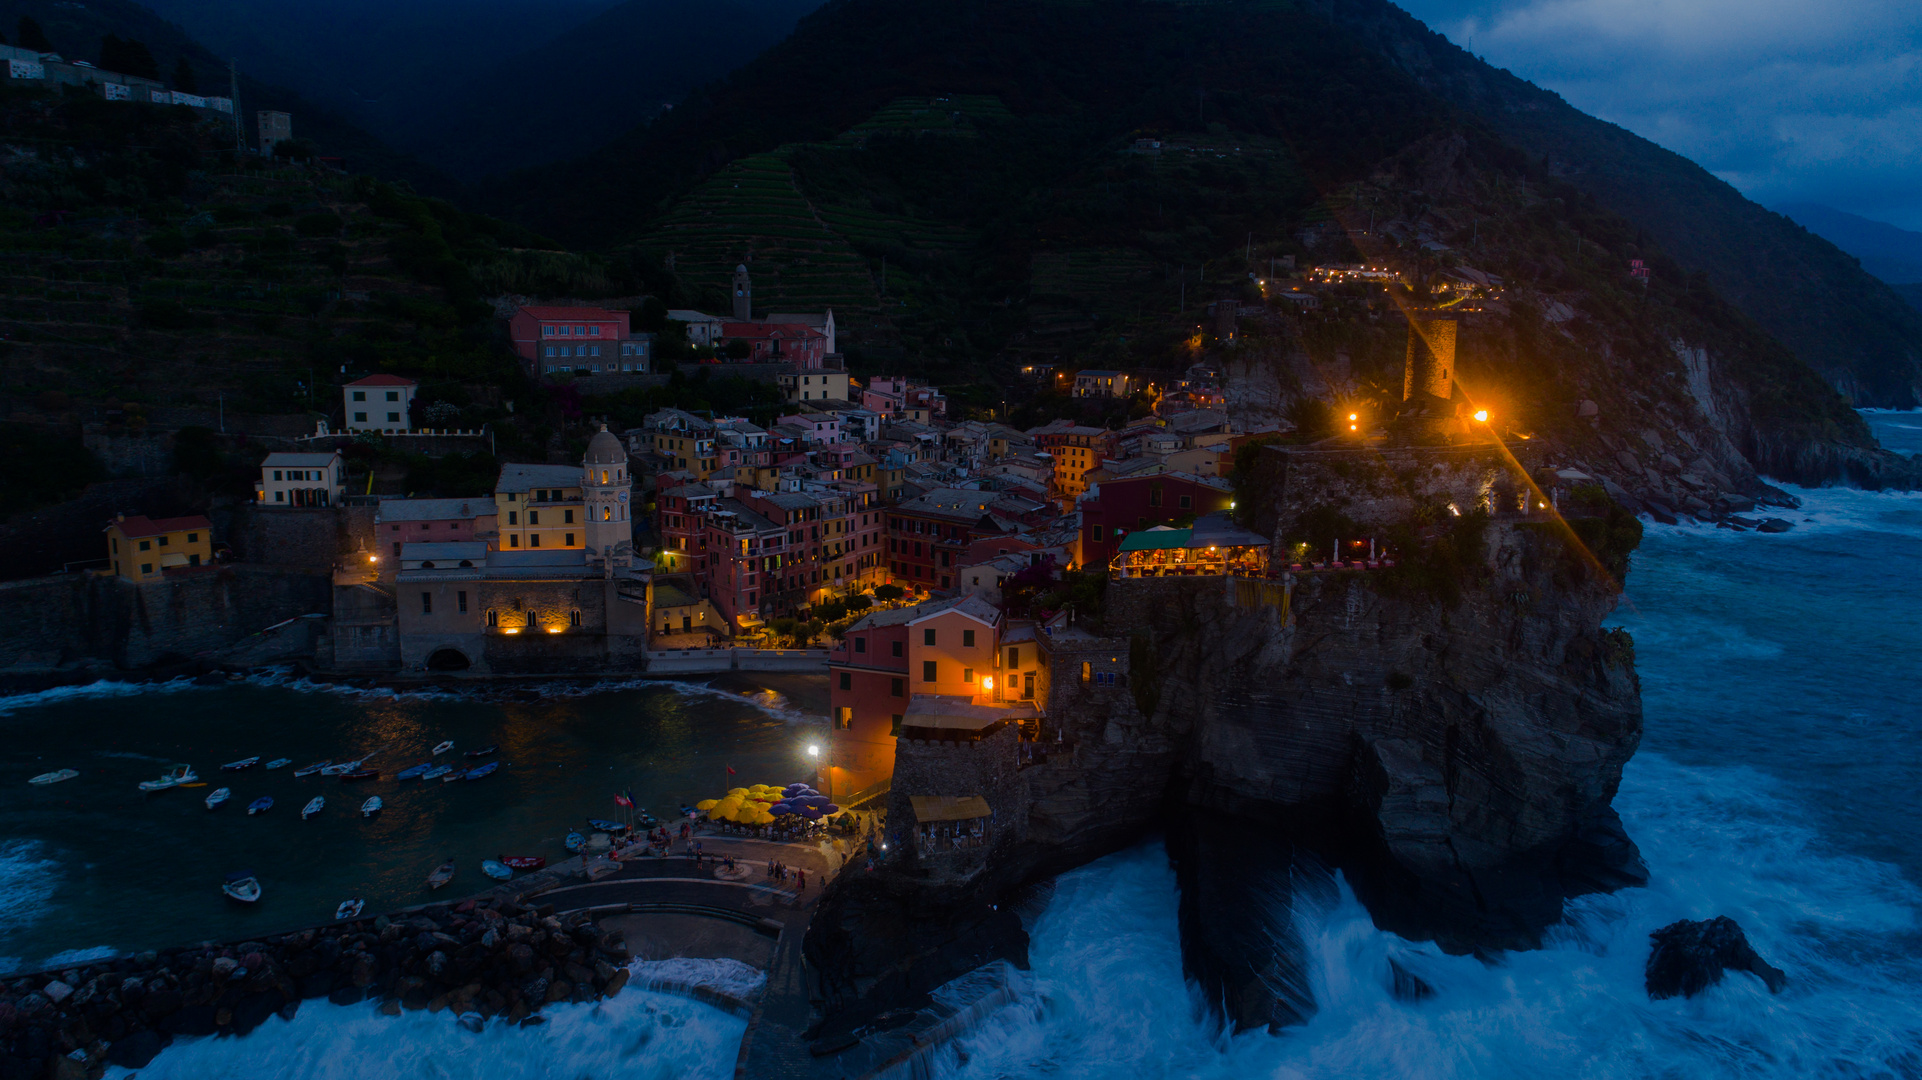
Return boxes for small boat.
[264,758,292,770]
[319,761,361,776]
[302,796,325,819]
[440,768,466,783]
[395,762,432,780]
[481,860,512,881]
[425,861,456,890]
[564,831,585,853]
[220,756,260,771]
[335,898,364,920]
[360,796,382,817]
[247,796,274,815]
[340,769,379,782]
[585,818,629,834]
[431,741,454,756]
[499,855,546,871]
[138,764,197,792]
[463,762,500,781]
[422,765,453,781]
[222,872,262,903]
[28,769,78,786]
[293,761,331,778]
[464,744,499,759]
[205,787,231,809]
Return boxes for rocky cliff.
[806,442,1647,1037]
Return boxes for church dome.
[583,425,626,466]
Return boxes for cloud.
[1396,0,1922,226]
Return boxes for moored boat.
[564,831,585,853]
[293,760,331,778]
[431,740,454,755]
[220,756,260,771]
[585,818,629,834]
[464,744,498,759]
[302,796,325,819]
[319,761,360,776]
[395,763,432,780]
[422,765,453,781]
[205,787,231,809]
[335,898,364,920]
[222,872,262,903]
[247,796,274,815]
[28,769,79,786]
[138,764,197,792]
[340,769,379,781]
[360,796,382,817]
[425,861,456,889]
[481,860,512,881]
[499,855,545,871]
[264,758,292,770]
[463,762,500,781]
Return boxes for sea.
[9,416,1922,1078]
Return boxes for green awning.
[1118,528,1192,552]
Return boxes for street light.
[1473,409,1490,423]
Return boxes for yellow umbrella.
[695,799,719,811]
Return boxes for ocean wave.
[631,957,768,1000]
[0,676,203,717]
[0,840,61,973]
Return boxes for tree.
[100,35,160,80]
[172,56,197,93]
[17,16,51,52]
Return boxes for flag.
[726,765,736,775]
[614,794,631,807]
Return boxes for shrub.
[295,211,343,238]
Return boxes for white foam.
[630,957,768,1000]
[0,839,61,973]
[0,676,202,717]
[104,984,748,1080]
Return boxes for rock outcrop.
[1645,916,1788,999]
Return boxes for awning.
[1118,528,1192,552]
[910,795,992,822]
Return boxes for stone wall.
[1245,442,1534,545]
[888,724,1029,876]
[229,506,347,573]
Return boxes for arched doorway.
[426,648,471,672]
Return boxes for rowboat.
[205,787,231,809]
[222,873,262,903]
[319,761,362,776]
[464,744,498,759]
[422,765,453,781]
[302,797,325,819]
[499,855,545,871]
[481,860,512,881]
[440,767,466,783]
[264,758,292,770]
[340,769,379,782]
[335,898,364,920]
[431,741,454,755]
[586,818,629,834]
[247,796,274,815]
[28,769,78,786]
[564,831,585,853]
[395,763,432,780]
[220,757,260,771]
[360,796,382,817]
[138,764,197,792]
[293,761,331,778]
[462,762,500,781]
[425,861,456,890]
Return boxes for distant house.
[718,321,828,366]
[105,514,214,582]
[343,375,417,433]
[508,305,652,377]
[375,497,495,559]
[256,451,345,507]
[779,369,852,403]
[1072,369,1132,398]
[666,310,726,347]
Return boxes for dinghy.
[293,760,331,778]
[205,787,231,809]
[335,898,364,920]
[360,796,382,817]
[222,872,262,903]
[425,861,456,890]
[464,744,498,759]
[28,769,78,786]
[422,765,453,781]
[247,796,274,815]
[440,767,467,783]
[302,796,325,819]
[340,769,379,782]
[264,758,292,770]
[319,761,361,776]
[585,818,629,834]
[462,762,500,781]
[499,855,545,871]
[481,860,512,881]
[395,762,432,780]
[138,764,197,792]
[431,741,454,755]
[564,831,585,853]
[220,756,260,771]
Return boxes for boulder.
[1645,917,1787,999]
[326,986,364,1007]
[1757,518,1795,533]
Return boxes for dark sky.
[1398,0,1922,228]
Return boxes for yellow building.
[106,514,214,582]
[493,463,587,552]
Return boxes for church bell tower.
[581,425,632,571]
[732,263,753,322]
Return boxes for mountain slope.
[1776,203,1922,285]
[1312,0,1922,407]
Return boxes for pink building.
[718,322,828,366]
[374,497,495,560]
[509,305,649,375]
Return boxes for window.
[571,609,582,626]
[963,629,975,648]
[530,534,541,548]
[393,542,401,556]
[273,470,283,481]
[924,628,936,646]
[543,326,555,337]
[855,637,867,654]
[274,491,284,502]
[890,678,904,698]
[964,667,974,683]
[565,509,575,524]
[141,563,153,574]
[509,535,520,548]
[157,536,169,547]
[922,660,937,683]
[487,609,498,627]
[564,533,574,546]
[891,640,903,658]
[352,391,366,401]
[385,391,399,402]
[890,714,903,737]
[546,346,556,357]
[421,592,432,614]
[839,672,851,691]
[386,412,400,423]
[529,511,540,526]
[1008,646,1020,668]
[1179,495,1192,510]
[457,591,467,613]
[139,540,151,551]
[507,511,517,525]
[1081,661,1092,683]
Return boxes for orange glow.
[1473,409,1490,423]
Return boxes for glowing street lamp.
[806,744,820,759]
[1473,409,1490,423]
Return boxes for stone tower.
[1402,316,1457,404]
[732,263,752,322]
[581,425,632,570]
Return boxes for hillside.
[1776,203,1922,285]
[1315,0,1922,408]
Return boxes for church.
[391,427,655,673]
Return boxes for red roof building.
[508,305,651,376]
[716,322,828,367]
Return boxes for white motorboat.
[222,873,262,903]
[431,741,454,755]
[28,769,78,786]
[302,796,326,820]
[138,765,197,793]
[335,898,364,920]
[360,796,382,817]
[205,787,231,809]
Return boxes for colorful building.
[343,374,417,433]
[256,451,344,507]
[106,514,213,582]
[375,497,494,560]
[1078,472,1234,571]
[493,463,589,552]
[508,306,643,376]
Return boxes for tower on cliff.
[581,425,632,571]
[1392,313,1466,443]
[732,263,752,322]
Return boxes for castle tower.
[1402,316,1457,404]
[581,425,632,569]
[732,263,752,322]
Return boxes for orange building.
[105,514,214,582]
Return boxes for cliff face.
[807,443,1647,1036]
